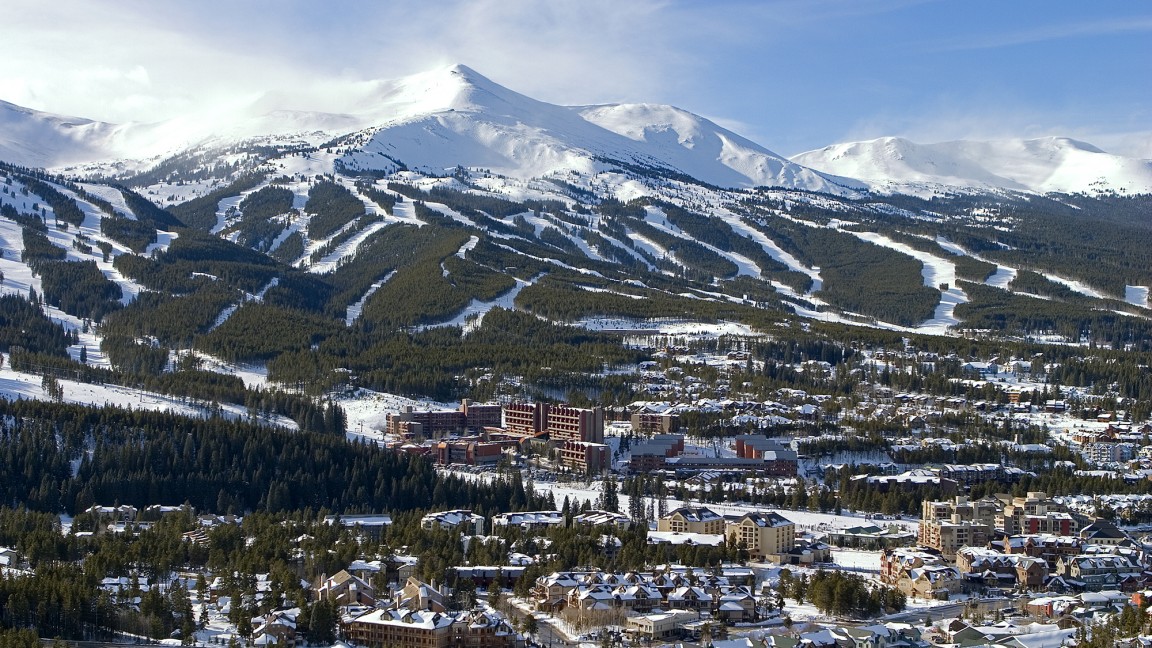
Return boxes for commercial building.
[343,609,521,648]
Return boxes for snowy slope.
[320,65,863,193]
[0,100,125,168]
[2,64,857,194]
[578,102,862,193]
[792,136,1152,195]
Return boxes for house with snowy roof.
[1055,554,1142,591]
[253,609,298,648]
[491,510,564,530]
[420,509,485,535]
[315,570,376,607]
[343,607,521,648]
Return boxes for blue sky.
[2,0,1149,157]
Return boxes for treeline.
[18,176,85,226]
[231,184,294,251]
[660,202,808,289]
[100,214,157,252]
[37,260,123,321]
[168,173,266,231]
[0,399,421,515]
[19,227,65,268]
[780,569,905,617]
[0,294,75,356]
[7,341,340,435]
[269,308,643,399]
[957,281,1152,348]
[114,230,280,295]
[744,214,938,326]
[357,182,398,214]
[100,285,238,348]
[305,180,365,240]
[196,303,341,363]
[388,182,562,218]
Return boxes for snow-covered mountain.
[0,100,127,168]
[792,136,1152,195]
[5,65,1148,197]
[333,65,861,193]
[0,64,858,194]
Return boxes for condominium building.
[918,496,998,558]
[657,507,725,535]
[726,512,795,561]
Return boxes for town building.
[626,610,699,641]
[420,510,485,535]
[629,434,685,472]
[881,548,962,599]
[503,402,547,438]
[547,405,605,444]
[955,547,1049,590]
[732,436,799,477]
[725,512,795,562]
[658,507,726,535]
[323,514,393,540]
[315,570,376,607]
[434,439,507,466]
[630,412,681,435]
[343,609,521,648]
[996,492,1077,536]
[558,440,609,474]
[824,525,916,550]
[491,511,564,530]
[918,496,998,558]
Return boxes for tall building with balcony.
[547,405,605,443]
[918,496,997,558]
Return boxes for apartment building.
[918,496,998,558]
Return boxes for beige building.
[658,507,725,535]
[997,491,1077,536]
[726,512,795,561]
[315,570,376,607]
[919,496,996,558]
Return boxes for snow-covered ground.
[0,354,296,429]
[1041,272,1108,300]
[577,317,763,338]
[1125,285,1150,309]
[336,388,457,444]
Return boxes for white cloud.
[0,0,700,123]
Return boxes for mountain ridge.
[1,64,1149,198]
[792,135,1152,195]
